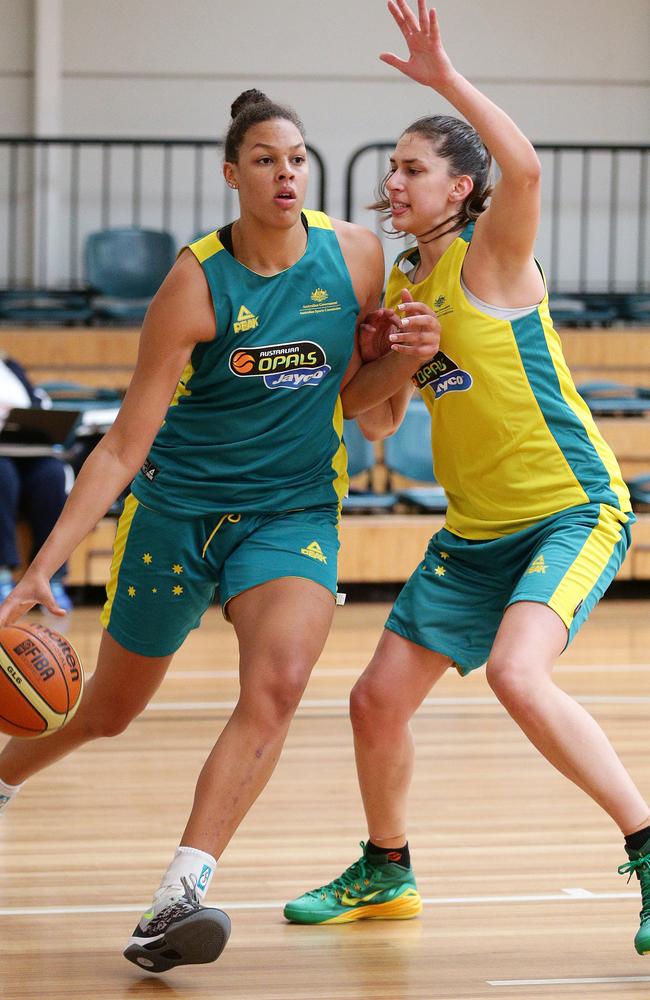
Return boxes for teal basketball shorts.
[100,495,341,657]
[386,502,634,674]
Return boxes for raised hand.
[388,289,441,358]
[380,0,455,91]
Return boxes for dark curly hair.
[373,115,493,242]
[224,89,305,163]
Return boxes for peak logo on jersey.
[413,350,472,398]
[234,304,259,333]
[141,458,159,481]
[229,341,331,390]
[526,555,547,575]
[301,540,327,563]
[300,288,342,316]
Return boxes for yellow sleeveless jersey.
[385,223,631,539]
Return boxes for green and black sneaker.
[618,836,650,955]
[283,842,423,925]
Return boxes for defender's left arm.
[334,220,438,434]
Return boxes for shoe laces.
[308,843,376,902]
[144,875,202,935]
[152,874,201,914]
[618,852,650,923]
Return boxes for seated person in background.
[0,353,73,610]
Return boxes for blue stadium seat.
[384,398,447,513]
[621,294,650,324]
[85,227,176,323]
[577,380,650,416]
[37,380,123,411]
[549,294,618,327]
[628,475,650,509]
[0,288,93,325]
[342,418,396,513]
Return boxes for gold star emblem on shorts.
[142,552,153,565]
[172,584,184,596]
[152,587,158,594]
[439,551,449,560]
[172,563,184,575]
[128,585,136,597]
[434,566,446,577]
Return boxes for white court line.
[166,665,650,679]
[0,888,639,918]
[556,664,650,673]
[488,977,650,987]
[167,668,363,679]
[146,695,650,712]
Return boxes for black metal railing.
[0,136,327,290]
[344,142,650,295]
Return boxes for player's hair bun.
[230,89,270,120]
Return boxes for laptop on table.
[0,407,81,455]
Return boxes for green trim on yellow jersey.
[386,223,631,539]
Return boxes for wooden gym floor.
[1,596,650,1000]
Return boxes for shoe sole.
[123,908,231,973]
[284,890,423,925]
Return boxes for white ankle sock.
[157,846,216,901]
[0,776,23,810]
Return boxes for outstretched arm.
[381,0,543,302]
[0,251,215,625]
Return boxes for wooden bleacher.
[2,326,649,585]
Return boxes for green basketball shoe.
[283,843,423,925]
[619,836,650,955]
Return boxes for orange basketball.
[232,351,255,374]
[0,623,84,738]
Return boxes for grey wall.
[2,0,649,287]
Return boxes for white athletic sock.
[156,846,216,903]
[0,777,24,812]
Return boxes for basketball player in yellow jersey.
[285,0,650,956]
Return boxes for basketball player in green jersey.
[285,1,650,956]
[0,90,440,972]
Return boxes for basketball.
[0,624,84,738]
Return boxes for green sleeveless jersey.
[132,210,359,516]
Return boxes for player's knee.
[349,676,390,734]
[245,666,309,728]
[82,700,139,739]
[486,656,535,710]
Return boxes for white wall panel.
[61,0,649,83]
[0,0,31,70]
[2,0,648,289]
[1,0,33,132]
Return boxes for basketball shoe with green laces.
[283,842,423,925]
[618,836,650,955]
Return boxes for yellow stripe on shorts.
[100,493,140,631]
[547,504,627,628]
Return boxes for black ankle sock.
[366,840,411,869]
[625,826,650,852]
